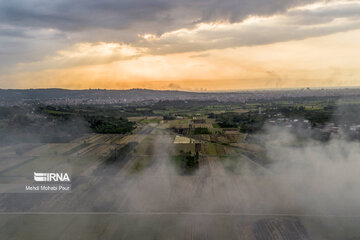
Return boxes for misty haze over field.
[1,97,360,239]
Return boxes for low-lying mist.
[2,104,360,239]
[112,125,360,217]
[1,103,359,218]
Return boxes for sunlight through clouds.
[0,0,360,89]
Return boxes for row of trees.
[214,112,266,133]
[85,116,134,134]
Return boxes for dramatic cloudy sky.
[0,0,360,90]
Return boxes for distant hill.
[0,88,359,105]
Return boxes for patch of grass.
[205,143,217,155]
[212,123,220,128]
[171,152,199,175]
[140,118,160,124]
[131,160,146,173]
[63,142,90,156]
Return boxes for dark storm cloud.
[0,27,28,38]
[0,25,69,71]
[139,1,360,55]
[287,1,360,25]
[0,0,314,35]
[0,0,316,71]
[187,0,314,23]
[2,0,360,73]
[0,0,171,32]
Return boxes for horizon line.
[1,86,360,93]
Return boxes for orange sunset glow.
[1,0,360,90]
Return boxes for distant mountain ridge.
[0,88,359,105]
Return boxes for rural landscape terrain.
[1,89,360,239]
[1,0,360,238]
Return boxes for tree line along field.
[1,95,358,140]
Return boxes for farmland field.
[1,97,360,239]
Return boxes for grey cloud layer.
[0,0,313,33]
[1,0,358,71]
[142,1,360,54]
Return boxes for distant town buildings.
[2,88,360,106]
